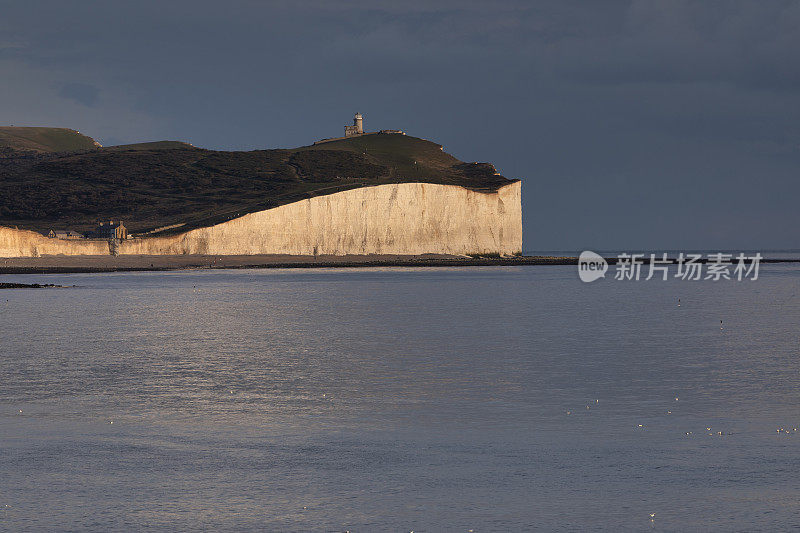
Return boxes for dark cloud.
[0,0,798,249]
[58,82,100,107]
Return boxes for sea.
[2,259,800,531]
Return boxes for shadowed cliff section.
[0,132,516,235]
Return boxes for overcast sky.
[2,0,798,250]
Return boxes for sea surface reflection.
[2,265,800,530]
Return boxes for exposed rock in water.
[0,282,64,289]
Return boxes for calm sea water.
[2,265,800,531]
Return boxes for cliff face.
[0,182,522,258]
[0,226,110,257]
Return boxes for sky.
[1,0,799,250]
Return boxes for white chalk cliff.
[0,182,522,257]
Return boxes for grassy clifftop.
[102,141,195,151]
[0,127,100,152]
[0,132,517,235]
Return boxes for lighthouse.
[344,112,364,137]
[354,113,363,134]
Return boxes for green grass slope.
[302,134,459,171]
[0,127,100,152]
[0,132,517,235]
[103,141,195,151]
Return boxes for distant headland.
[0,114,521,258]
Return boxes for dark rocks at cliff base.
[0,282,64,289]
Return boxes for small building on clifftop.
[93,220,127,240]
[47,230,84,240]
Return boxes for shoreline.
[0,254,570,274]
[0,254,797,275]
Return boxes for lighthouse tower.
[344,113,364,137]
[354,113,363,134]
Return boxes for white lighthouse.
[354,112,363,134]
[344,112,364,137]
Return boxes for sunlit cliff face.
[0,182,522,258]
